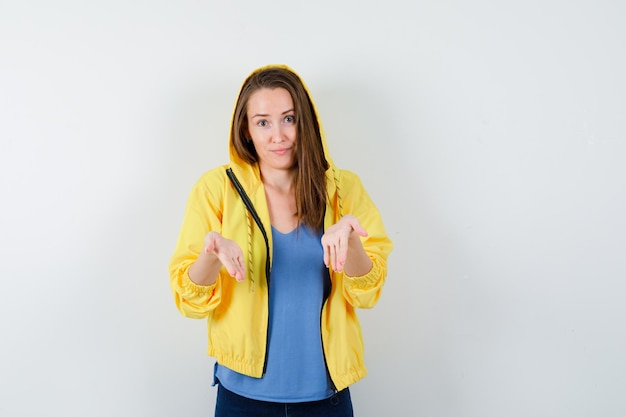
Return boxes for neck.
[260,166,295,192]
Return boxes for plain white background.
[1,1,625,416]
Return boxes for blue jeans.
[214,383,354,417]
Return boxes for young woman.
[169,65,393,416]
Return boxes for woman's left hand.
[321,214,368,272]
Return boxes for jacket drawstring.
[245,210,255,291]
[332,166,344,218]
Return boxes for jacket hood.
[227,64,338,197]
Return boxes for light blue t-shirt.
[215,224,334,402]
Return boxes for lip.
[271,148,291,155]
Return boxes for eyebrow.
[250,109,295,119]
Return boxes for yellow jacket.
[169,65,393,391]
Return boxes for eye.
[284,115,296,124]
[257,119,269,127]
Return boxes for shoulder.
[193,165,230,189]
[184,165,231,205]
[329,167,365,188]
[191,163,261,199]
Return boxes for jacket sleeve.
[168,170,225,319]
[338,172,393,308]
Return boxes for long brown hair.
[231,66,329,230]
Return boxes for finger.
[231,256,245,282]
[332,244,340,272]
[344,217,367,237]
[237,263,247,281]
[353,225,368,237]
[348,221,368,237]
[332,241,340,272]
[204,237,216,253]
[204,231,218,252]
[322,241,330,267]
[228,266,244,282]
[337,239,347,271]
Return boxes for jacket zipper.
[225,168,272,374]
[320,265,338,393]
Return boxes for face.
[246,87,297,172]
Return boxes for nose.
[270,125,286,143]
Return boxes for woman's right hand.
[203,231,246,282]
